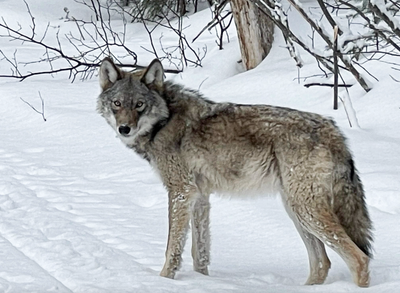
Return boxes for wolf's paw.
[160,267,175,279]
[194,266,209,276]
[305,277,325,285]
[355,268,370,287]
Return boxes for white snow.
[1,1,400,292]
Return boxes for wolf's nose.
[118,125,131,136]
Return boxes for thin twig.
[304,83,352,88]
[20,91,47,121]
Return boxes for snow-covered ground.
[0,1,399,292]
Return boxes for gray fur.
[97,58,373,287]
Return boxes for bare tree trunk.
[230,0,274,70]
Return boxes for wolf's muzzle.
[118,125,131,136]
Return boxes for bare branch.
[285,0,372,92]
[0,0,144,81]
[256,0,375,92]
[20,91,47,122]
[304,83,352,88]
[369,1,400,39]
[317,0,342,35]
[192,0,231,44]
[333,25,339,110]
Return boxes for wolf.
[97,57,373,287]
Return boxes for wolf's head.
[97,58,169,146]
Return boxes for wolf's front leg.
[191,195,210,275]
[160,190,193,279]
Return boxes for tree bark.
[230,0,274,70]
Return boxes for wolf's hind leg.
[295,224,331,285]
[191,195,211,275]
[299,208,370,287]
[283,199,331,284]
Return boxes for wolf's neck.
[128,81,214,160]
[163,81,215,119]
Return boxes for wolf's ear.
[141,59,164,92]
[99,57,124,91]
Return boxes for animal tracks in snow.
[0,141,170,292]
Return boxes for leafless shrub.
[255,0,400,94]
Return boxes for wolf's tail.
[333,158,373,257]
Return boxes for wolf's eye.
[136,101,144,110]
[113,100,121,107]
